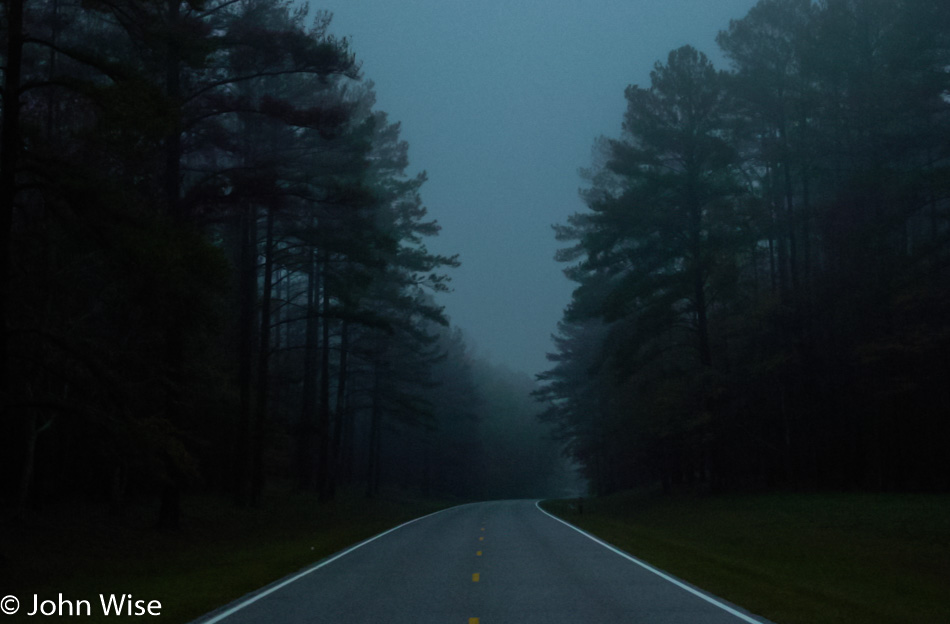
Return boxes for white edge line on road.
[195,504,459,624]
[534,501,764,624]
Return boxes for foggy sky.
[307,0,760,376]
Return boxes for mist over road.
[193,499,771,624]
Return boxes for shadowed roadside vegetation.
[542,492,950,624]
[1,488,452,623]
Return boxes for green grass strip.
[541,491,950,624]
[3,488,453,623]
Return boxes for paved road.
[193,499,772,624]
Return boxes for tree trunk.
[164,0,183,221]
[316,250,332,500]
[694,266,712,367]
[780,120,800,297]
[270,267,284,426]
[251,206,275,506]
[157,0,186,530]
[340,370,356,486]
[366,363,382,498]
[295,247,319,490]
[0,0,24,473]
[329,320,349,496]
[234,201,257,506]
[687,193,712,368]
[16,412,46,513]
[44,0,61,142]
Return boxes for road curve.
[192,499,772,624]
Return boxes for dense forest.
[538,0,950,495]
[0,0,567,525]
[5,0,947,528]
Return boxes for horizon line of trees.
[0,0,566,526]
[537,0,950,495]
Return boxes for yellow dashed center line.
[470,526,486,622]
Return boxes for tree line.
[538,0,950,495]
[0,0,564,525]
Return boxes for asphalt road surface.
[193,499,772,624]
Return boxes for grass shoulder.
[3,487,457,623]
[540,490,950,624]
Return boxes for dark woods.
[0,0,562,525]
[539,0,950,495]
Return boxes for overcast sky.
[307,0,760,377]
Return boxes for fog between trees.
[538,0,950,495]
[2,0,949,526]
[0,0,568,523]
